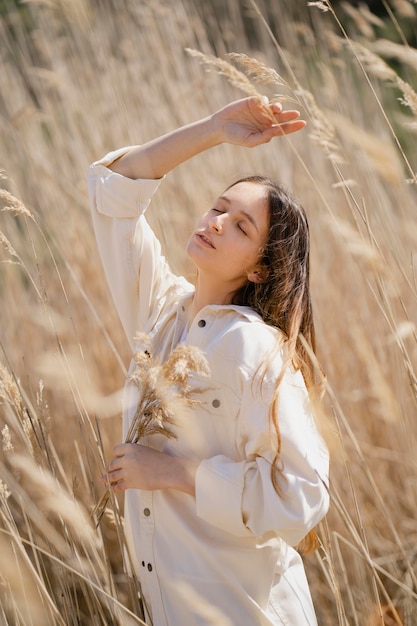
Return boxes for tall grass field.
[0,0,416,624]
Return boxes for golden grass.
[0,0,416,623]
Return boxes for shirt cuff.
[92,146,135,168]
[89,147,165,219]
[195,456,253,537]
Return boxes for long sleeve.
[88,149,192,350]
[240,369,329,545]
[194,325,329,547]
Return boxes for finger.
[268,102,283,114]
[276,110,301,123]
[111,480,127,493]
[108,456,123,472]
[113,443,129,457]
[108,468,124,485]
[276,120,307,135]
[259,120,306,142]
[248,97,277,124]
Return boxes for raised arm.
[109,97,306,180]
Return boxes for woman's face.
[187,182,269,299]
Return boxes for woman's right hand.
[211,96,306,148]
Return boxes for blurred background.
[0,0,416,624]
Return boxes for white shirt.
[88,148,330,626]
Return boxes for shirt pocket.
[168,375,241,460]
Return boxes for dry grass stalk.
[0,231,18,258]
[2,424,13,453]
[340,38,398,82]
[307,1,332,13]
[0,439,140,624]
[0,363,25,420]
[0,478,11,499]
[0,188,34,219]
[226,52,286,88]
[334,35,417,181]
[396,76,417,117]
[186,48,262,99]
[12,453,99,548]
[296,87,345,163]
[225,52,296,106]
[363,41,417,122]
[391,0,416,19]
[187,48,300,118]
[372,39,417,72]
[93,333,210,524]
[0,363,44,461]
[330,112,404,186]
[340,2,384,39]
[0,532,56,626]
[326,216,383,269]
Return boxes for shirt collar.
[178,293,263,324]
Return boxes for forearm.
[150,448,198,496]
[105,443,198,496]
[165,454,197,497]
[109,114,221,180]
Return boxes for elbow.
[281,476,330,547]
[309,477,330,529]
[310,470,330,523]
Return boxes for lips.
[195,232,215,249]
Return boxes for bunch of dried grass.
[93,334,210,524]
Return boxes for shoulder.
[208,305,285,378]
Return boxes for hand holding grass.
[101,444,198,496]
[93,335,209,524]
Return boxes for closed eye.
[211,206,248,235]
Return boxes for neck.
[188,273,238,322]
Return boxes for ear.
[247,265,269,284]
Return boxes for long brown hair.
[231,176,324,554]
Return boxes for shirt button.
[147,563,153,572]
[141,561,145,567]
[143,508,151,517]
[198,319,206,327]
[212,399,221,408]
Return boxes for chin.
[185,241,195,262]
[186,240,203,265]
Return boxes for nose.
[208,214,223,234]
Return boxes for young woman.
[89,97,329,626]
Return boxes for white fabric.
[88,148,330,626]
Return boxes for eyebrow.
[218,195,260,233]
